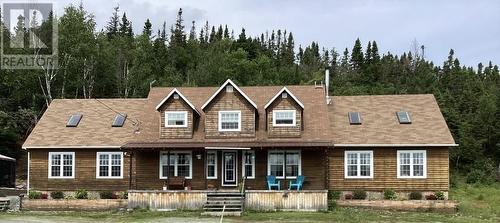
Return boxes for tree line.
[0,4,498,183]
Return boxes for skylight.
[66,114,83,127]
[397,111,411,124]
[348,112,362,125]
[112,114,127,127]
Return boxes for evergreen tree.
[351,38,364,70]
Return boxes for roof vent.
[226,85,234,92]
[173,93,179,99]
[66,114,83,127]
[348,112,362,125]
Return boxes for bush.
[344,193,353,200]
[383,189,397,200]
[40,193,48,199]
[434,191,445,200]
[352,190,367,200]
[99,191,117,199]
[465,159,496,184]
[118,191,128,199]
[409,191,423,200]
[327,200,337,211]
[50,191,64,199]
[75,189,88,199]
[425,194,437,200]
[28,191,42,199]
[328,190,341,200]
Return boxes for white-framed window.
[397,150,427,178]
[165,111,188,127]
[344,151,373,178]
[96,152,123,179]
[206,151,217,179]
[48,152,75,179]
[272,110,296,127]
[159,151,192,179]
[242,151,255,179]
[218,111,241,131]
[267,150,301,179]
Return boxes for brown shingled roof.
[22,99,147,148]
[328,94,456,146]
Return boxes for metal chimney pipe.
[325,69,331,104]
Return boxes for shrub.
[352,190,367,200]
[465,159,496,184]
[75,189,88,199]
[328,191,341,200]
[40,193,48,199]
[28,191,42,199]
[383,189,397,200]
[118,191,128,199]
[476,194,484,200]
[327,200,337,211]
[425,194,437,200]
[344,193,353,200]
[50,191,64,199]
[409,191,423,200]
[99,191,116,199]
[434,191,445,200]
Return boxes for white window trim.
[206,151,217,179]
[242,150,255,179]
[159,151,193,179]
[165,111,188,128]
[48,152,75,179]
[397,150,427,179]
[272,110,296,127]
[267,150,301,180]
[218,110,241,132]
[96,152,123,179]
[344,150,374,179]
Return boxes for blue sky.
[55,0,499,67]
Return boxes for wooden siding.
[158,98,194,139]
[128,190,206,210]
[328,148,449,191]
[133,148,327,190]
[204,90,256,138]
[29,149,130,191]
[266,97,302,138]
[245,190,327,211]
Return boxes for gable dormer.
[264,87,304,137]
[201,79,257,138]
[156,88,199,139]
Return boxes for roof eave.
[333,143,459,147]
[264,86,305,109]
[155,88,200,115]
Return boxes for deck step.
[201,211,242,217]
[202,192,245,216]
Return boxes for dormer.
[264,87,304,137]
[201,79,257,138]
[156,88,200,139]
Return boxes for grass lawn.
[0,183,498,223]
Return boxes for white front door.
[222,151,237,187]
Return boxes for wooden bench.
[166,177,185,190]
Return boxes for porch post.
[128,151,133,190]
[204,149,207,189]
[167,150,170,190]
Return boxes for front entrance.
[222,151,238,187]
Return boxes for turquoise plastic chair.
[288,175,305,191]
[266,175,281,190]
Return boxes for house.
[22,74,457,211]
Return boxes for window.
[112,114,127,127]
[48,152,75,178]
[242,151,255,179]
[218,111,241,131]
[397,150,426,178]
[96,152,123,178]
[397,111,412,124]
[348,112,361,125]
[344,151,373,178]
[66,114,82,127]
[272,110,296,126]
[206,151,217,179]
[267,151,301,179]
[159,151,192,179]
[165,111,188,127]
